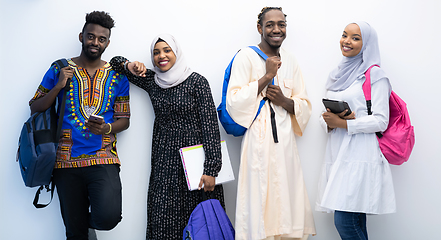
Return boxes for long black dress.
[110,56,225,240]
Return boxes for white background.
[1,0,440,239]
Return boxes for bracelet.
[105,123,112,134]
[123,61,130,71]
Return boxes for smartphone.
[322,98,352,116]
[89,114,104,124]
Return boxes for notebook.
[179,140,235,191]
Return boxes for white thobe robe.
[227,47,316,240]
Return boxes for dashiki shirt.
[30,59,130,169]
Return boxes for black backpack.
[16,59,70,208]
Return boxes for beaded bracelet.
[105,123,112,134]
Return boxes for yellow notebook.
[179,140,235,191]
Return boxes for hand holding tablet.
[322,99,352,116]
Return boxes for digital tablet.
[322,98,352,116]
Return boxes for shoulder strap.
[208,199,235,238]
[51,59,71,143]
[362,64,380,115]
[248,46,275,86]
[248,46,278,143]
[362,64,383,138]
[53,59,69,73]
[248,46,268,60]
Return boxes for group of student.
[29,7,396,240]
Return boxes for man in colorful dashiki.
[29,11,130,240]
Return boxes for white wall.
[1,0,440,239]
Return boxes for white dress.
[227,47,316,240]
[316,69,396,214]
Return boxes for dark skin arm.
[30,67,74,114]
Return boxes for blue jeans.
[334,210,368,240]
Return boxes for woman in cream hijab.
[111,34,225,239]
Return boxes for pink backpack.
[362,65,415,165]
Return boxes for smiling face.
[79,23,110,60]
[153,41,176,72]
[340,23,363,57]
[258,9,287,49]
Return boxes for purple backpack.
[362,65,415,165]
[183,199,235,240]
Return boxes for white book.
[179,140,235,191]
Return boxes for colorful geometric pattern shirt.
[30,59,130,169]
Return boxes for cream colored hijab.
[150,34,193,89]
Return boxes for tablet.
[322,98,352,116]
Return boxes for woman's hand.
[337,109,356,120]
[198,175,215,192]
[128,61,147,77]
[322,108,355,130]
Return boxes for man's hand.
[128,61,147,77]
[55,67,74,90]
[198,175,215,192]
[258,56,282,94]
[85,121,109,135]
[266,84,286,106]
[265,56,281,80]
[266,84,295,114]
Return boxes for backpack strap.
[33,183,55,208]
[52,59,71,143]
[248,46,279,143]
[362,64,383,138]
[247,46,275,86]
[208,199,235,239]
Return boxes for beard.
[82,42,106,60]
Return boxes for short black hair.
[257,7,287,25]
[82,11,115,36]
